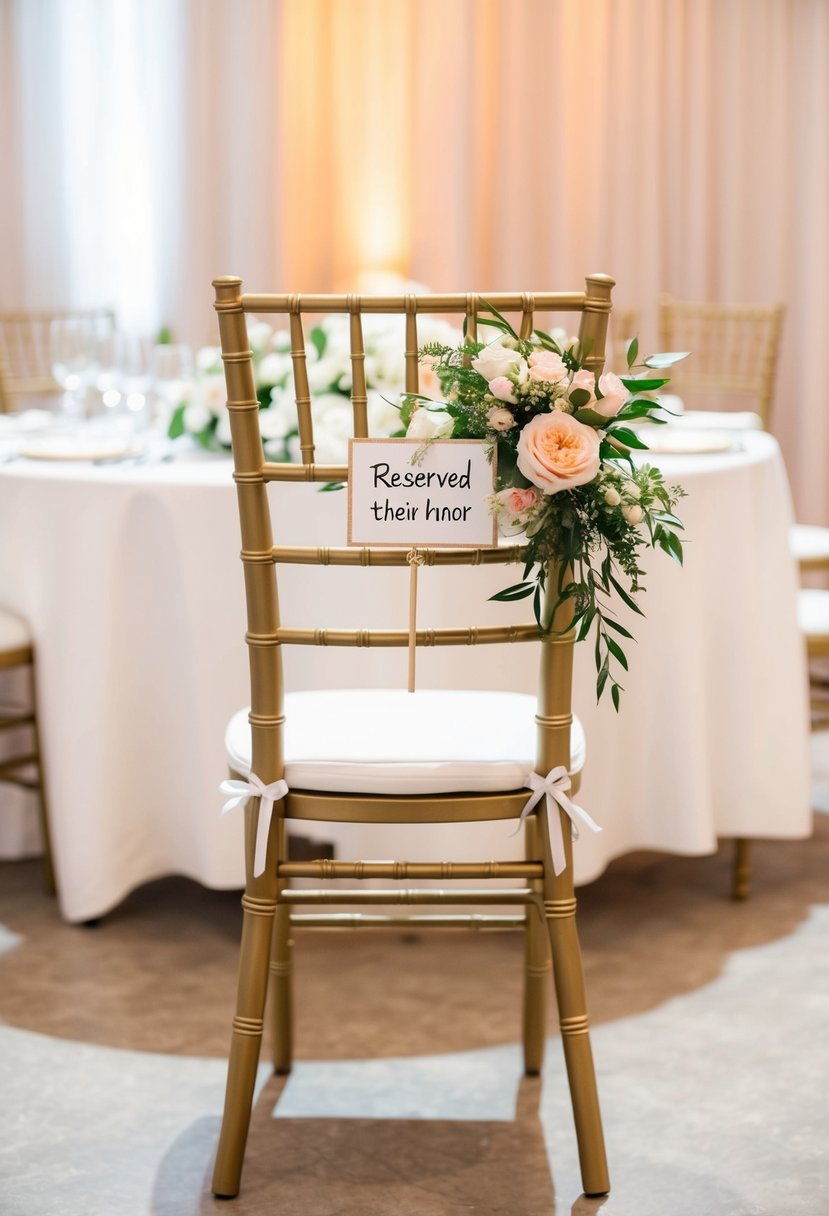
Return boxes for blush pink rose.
[487,404,517,431]
[489,375,518,405]
[493,485,540,535]
[516,410,600,494]
[592,372,630,419]
[528,349,568,384]
[567,369,630,418]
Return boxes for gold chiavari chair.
[659,295,796,900]
[658,296,784,429]
[0,306,115,412]
[210,275,614,1200]
[0,610,54,893]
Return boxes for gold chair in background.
[210,276,614,1200]
[609,305,640,371]
[0,610,54,893]
[658,296,784,428]
[0,306,115,413]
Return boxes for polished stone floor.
[1,782,828,1214]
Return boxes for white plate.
[634,426,736,455]
[16,435,144,462]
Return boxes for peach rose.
[516,410,600,494]
[528,349,568,384]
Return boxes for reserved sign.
[347,439,497,548]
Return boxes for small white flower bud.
[623,503,644,525]
[604,487,622,507]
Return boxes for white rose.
[367,390,402,437]
[258,408,290,440]
[247,320,274,354]
[195,345,222,374]
[184,401,212,433]
[471,340,526,383]
[406,406,454,440]
[256,352,292,386]
[623,503,644,525]
[604,486,622,507]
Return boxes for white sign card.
[347,439,498,548]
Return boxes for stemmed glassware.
[49,318,94,420]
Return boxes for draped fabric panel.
[0,0,826,518]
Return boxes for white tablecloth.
[0,431,812,921]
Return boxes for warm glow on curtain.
[1,0,828,520]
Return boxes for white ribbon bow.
[220,773,289,878]
[514,766,602,876]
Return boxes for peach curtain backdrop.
[1,0,827,520]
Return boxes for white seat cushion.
[790,524,829,565]
[798,589,829,641]
[225,688,586,796]
[0,608,31,653]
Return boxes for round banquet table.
[0,430,812,922]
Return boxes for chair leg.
[733,838,751,901]
[541,814,609,1197]
[522,817,549,1075]
[271,901,294,1075]
[212,892,276,1199]
[31,681,56,896]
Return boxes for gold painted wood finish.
[0,307,115,412]
[0,625,54,894]
[659,296,784,429]
[210,277,613,1200]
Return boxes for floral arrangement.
[401,306,687,708]
[167,313,460,461]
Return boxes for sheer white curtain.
[1,0,827,518]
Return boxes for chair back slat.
[348,305,369,437]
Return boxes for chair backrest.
[0,306,115,413]
[213,277,614,790]
[658,296,784,427]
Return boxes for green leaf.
[605,635,629,670]
[167,402,186,440]
[643,351,690,369]
[574,406,610,428]
[625,336,639,369]
[309,326,327,359]
[603,617,634,640]
[319,481,346,492]
[611,682,621,712]
[479,300,520,340]
[608,573,645,616]
[569,387,593,409]
[489,582,536,602]
[607,426,650,450]
[596,664,610,702]
[620,377,670,393]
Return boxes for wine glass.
[116,333,154,430]
[49,318,93,420]
[150,343,194,430]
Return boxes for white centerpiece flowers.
[168,312,462,461]
[401,306,688,707]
